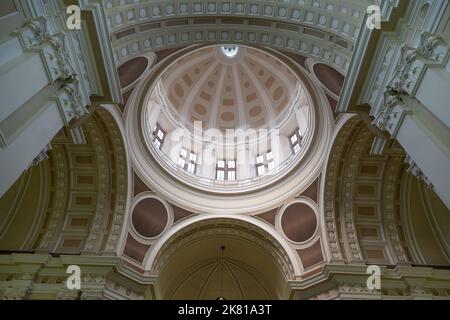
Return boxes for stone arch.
[321,116,450,266]
[0,108,128,255]
[145,214,302,299]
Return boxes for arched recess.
[0,109,128,255]
[145,215,302,300]
[400,166,450,265]
[321,116,450,267]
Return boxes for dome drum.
[124,44,334,214]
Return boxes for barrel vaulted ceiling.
[104,0,370,73]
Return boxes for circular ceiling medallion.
[132,198,168,238]
[281,202,317,243]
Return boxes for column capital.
[372,92,410,139]
[418,32,448,63]
[15,17,47,50]
[386,32,449,97]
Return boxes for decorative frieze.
[367,29,448,192]
[383,157,410,264]
[55,82,88,125]
[323,117,361,263]
[16,17,47,49]
[97,109,128,255]
[37,143,68,251]
[81,116,109,254]
[293,264,450,300]
[0,254,127,300]
[340,128,369,264]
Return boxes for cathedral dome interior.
[133,44,320,200]
[159,45,307,131]
[0,0,450,304]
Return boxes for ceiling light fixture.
[216,245,226,300]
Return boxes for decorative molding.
[339,124,368,264]
[96,109,128,254]
[290,264,450,300]
[371,91,410,140]
[404,155,432,187]
[386,32,449,98]
[37,144,68,252]
[323,116,360,263]
[30,143,52,167]
[0,254,129,300]
[382,156,410,264]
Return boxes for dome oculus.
[221,45,239,58]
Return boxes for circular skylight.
[221,45,239,58]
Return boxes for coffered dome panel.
[160,45,300,130]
